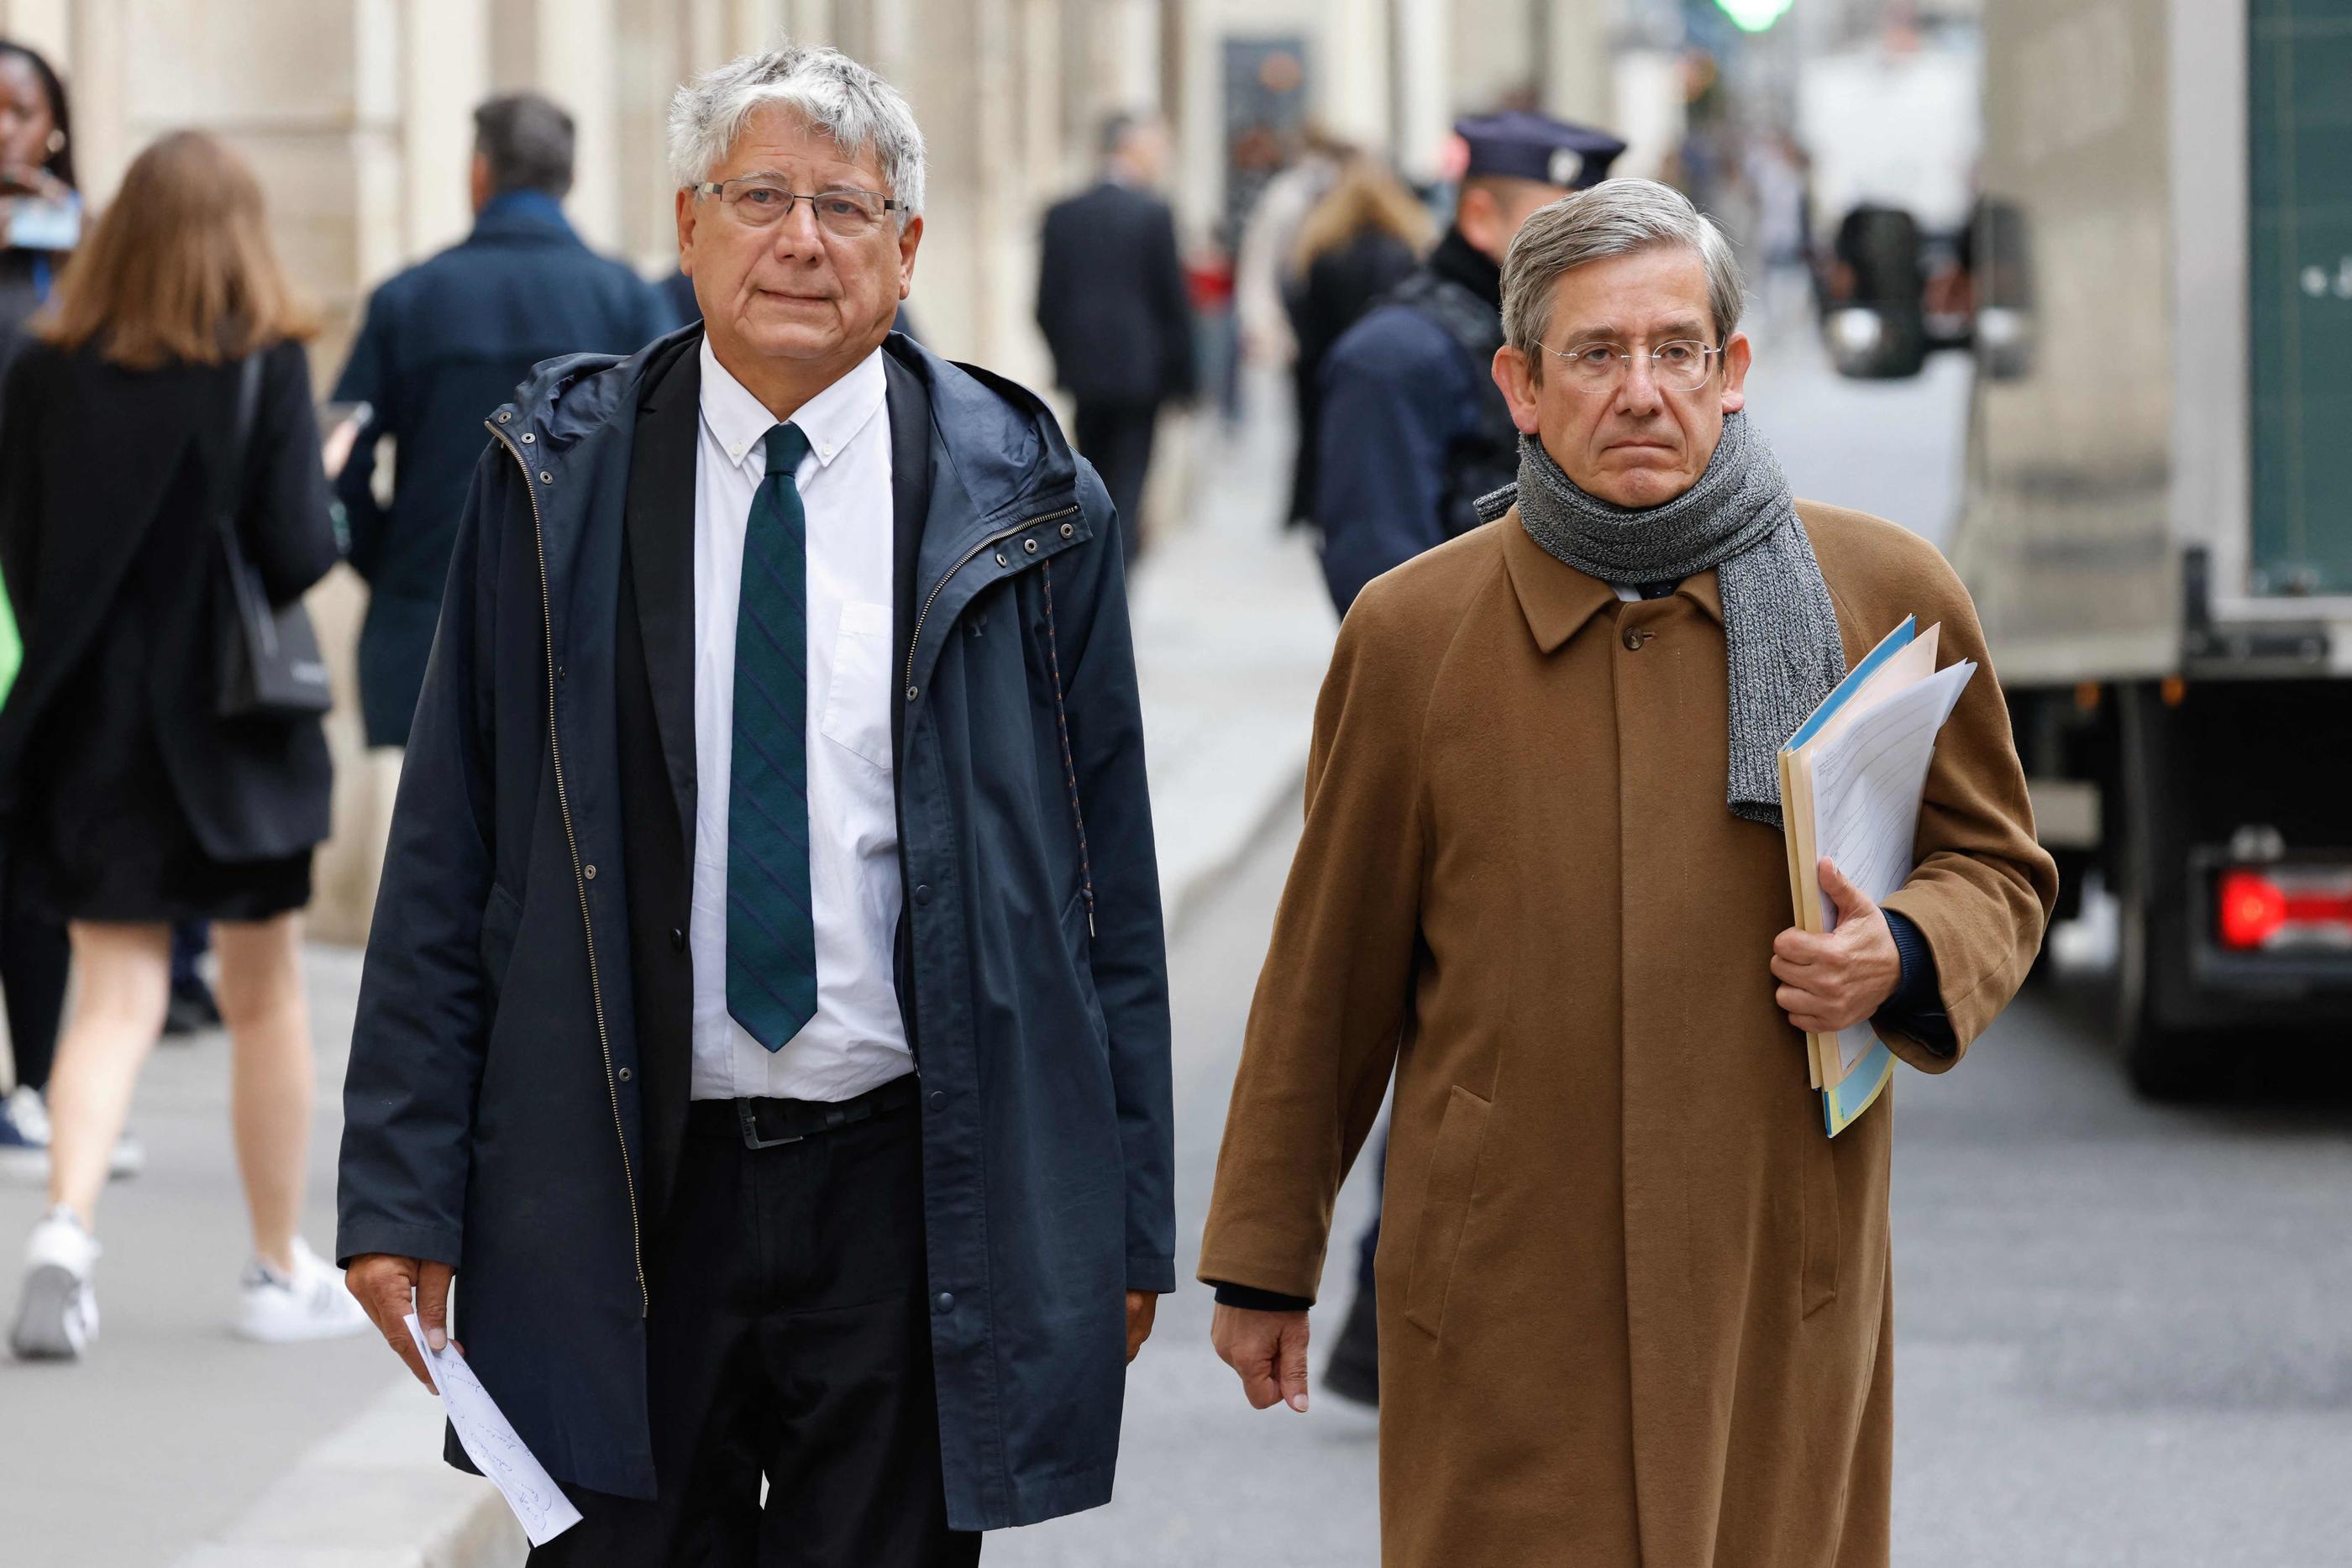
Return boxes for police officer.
[1277,110,1624,1410]
[1313,111,1625,614]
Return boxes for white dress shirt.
[689,337,911,1102]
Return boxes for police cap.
[1456,111,1626,191]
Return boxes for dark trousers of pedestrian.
[0,841,69,1091]
[1071,399,1157,564]
[529,1084,980,1568]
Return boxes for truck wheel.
[2113,687,2213,1100]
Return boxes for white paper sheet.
[404,1313,583,1547]
[1803,658,1977,1080]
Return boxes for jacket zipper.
[902,505,1083,698]
[486,419,648,1319]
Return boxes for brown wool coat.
[1199,501,2057,1568]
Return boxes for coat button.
[1022,538,1039,554]
[933,1292,955,1313]
[1060,522,1075,538]
[906,684,919,701]
[995,552,1009,567]
[928,1089,946,1109]
[914,884,932,906]
[616,1067,632,1083]
[669,926,685,952]
[538,470,554,485]
[583,863,597,880]
[1622,627,1649,651]
[519,432,535,443]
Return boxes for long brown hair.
[1293,156,1433,274]
[39,129,316,368]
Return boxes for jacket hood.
[494,324,1081,523]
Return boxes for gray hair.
[1500,178,1746,371]
[667,43,926,218]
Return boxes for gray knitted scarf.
[1476,412,1845,826]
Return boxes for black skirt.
[18,649,312,926]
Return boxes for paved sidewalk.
[0,385,1334,1566]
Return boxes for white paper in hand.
[403,1313,583,1546]
[1805,657,1976,1080]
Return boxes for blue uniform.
[1312,301,1488,615]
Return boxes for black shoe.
[162,980,223,1039]
[1321,1285,1379,1408]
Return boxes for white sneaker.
[10,1205,100,1361]
[231,1238,370,1344]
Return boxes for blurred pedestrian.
[1232,124,1349,371]
[1283,155,1429,528]
[1202,180,2055,1566]
[0,129,367,1359]
[329,92,671,750]
[0,38,134,1181]
[339,44,1172,1562]
[1036,112,1194,562]
[1312,111,1625,615]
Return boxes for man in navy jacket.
[337,45,1172,1564]
[330,92,672,748]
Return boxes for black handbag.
[213,354,332,719]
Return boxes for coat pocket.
[1403,1085,1492,1339]
[1800,1120,1840,1318]
[478,882,524,1005]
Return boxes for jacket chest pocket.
[1403,1085,1493,1340]
[819,601,894,773]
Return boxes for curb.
[172,1379,522,1568]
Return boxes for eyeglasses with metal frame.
[1540,338,1725,393]
[693,175,907,238]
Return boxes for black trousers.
[530,1089,980,1568]
[1071,399,1158,564]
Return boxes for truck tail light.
[2216,868,2352,951]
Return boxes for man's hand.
[1125,1290,1158,1363]
[346,1254,457,1390]
[1210,1303,1311,1413]
[1772,857,1902,1034]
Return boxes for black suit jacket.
[616,332,934,1228]
[0,338,340,859]
[1035,181,1196,406]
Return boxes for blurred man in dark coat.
[330,92,672,748]
[1036,113,1194,562]
[1314,112,1625,615]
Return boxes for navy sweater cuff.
[1210,1281,1315,1313]
[1879,910,1958,1057]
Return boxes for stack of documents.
[1778,616,1975,1136]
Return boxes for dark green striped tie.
[727,422,817,1051]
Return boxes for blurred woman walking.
[0,129,365,1359]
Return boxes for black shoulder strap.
[213,354,265,556]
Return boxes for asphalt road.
[992,804,2352,1567]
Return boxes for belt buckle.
[738,1100,805,1151]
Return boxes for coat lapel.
[624,338,701,845]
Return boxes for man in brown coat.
[1199,178,2056,1567]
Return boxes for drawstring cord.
[1040,560,1095,938]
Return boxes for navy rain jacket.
[330,191,675,746]
[337,327,1174,1529]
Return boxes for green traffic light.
[1716,0,1794,30]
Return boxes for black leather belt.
[687,1075,917,1150]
